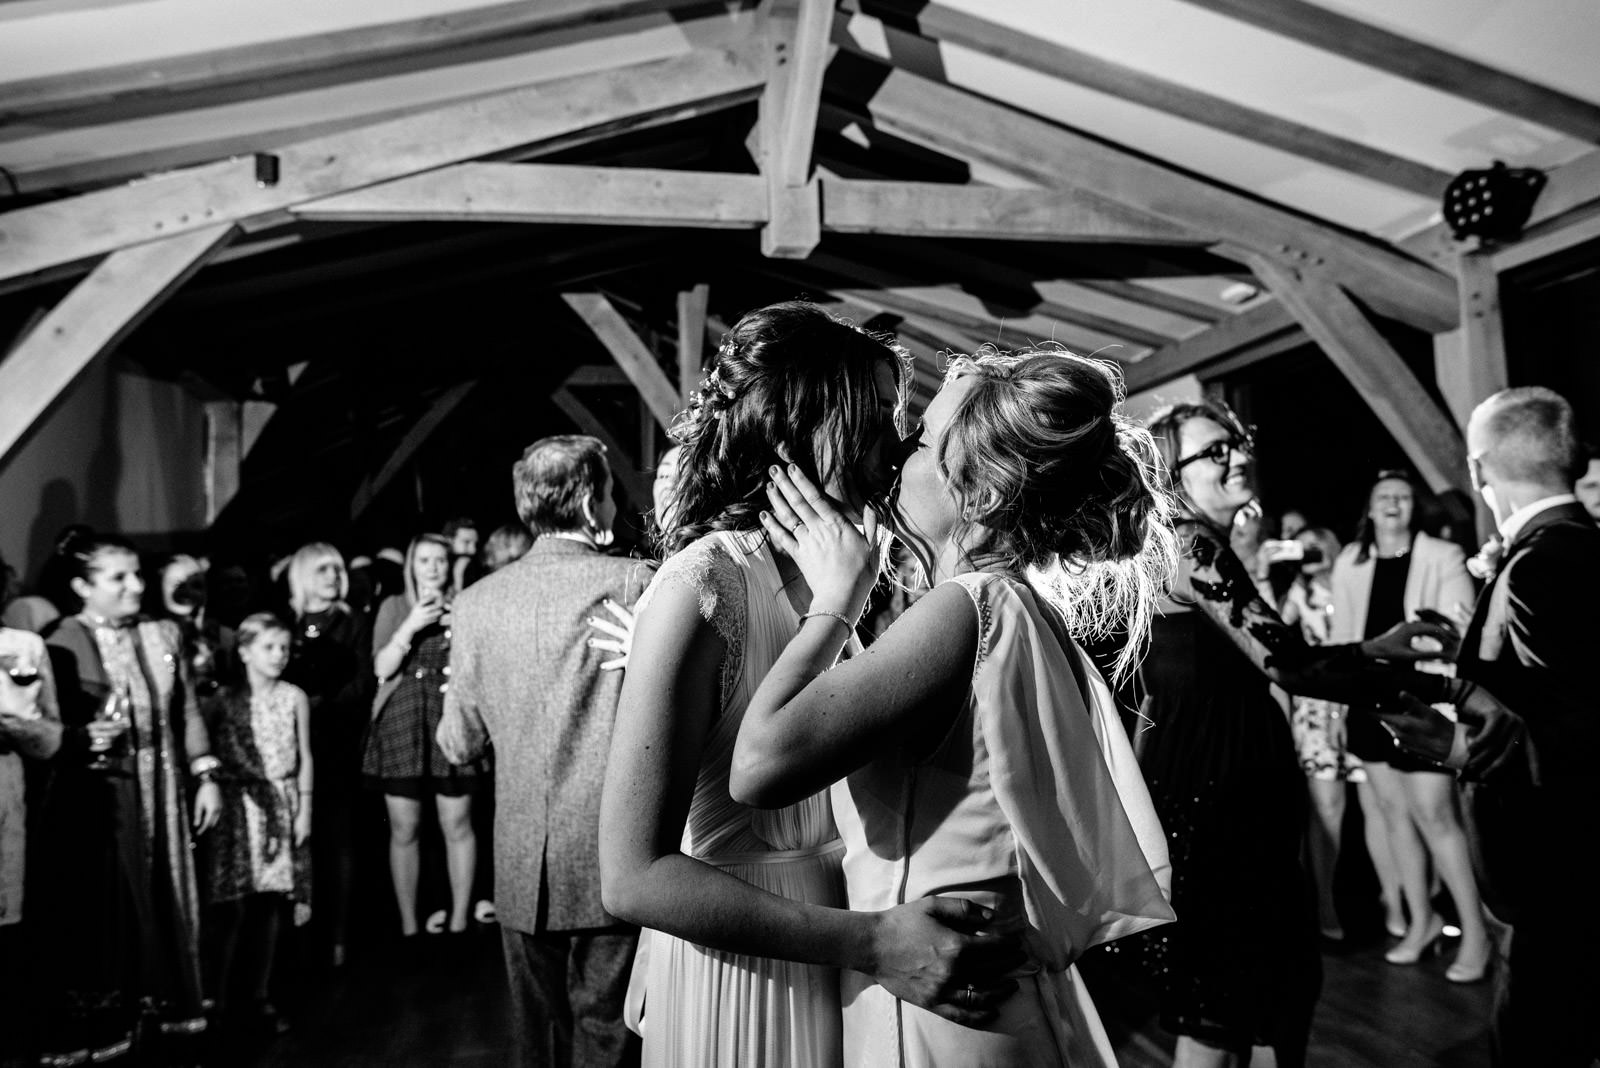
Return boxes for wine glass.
[88,686,130,772]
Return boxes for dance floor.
[238,925,1493,1067]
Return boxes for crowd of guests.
[0,298,1595,1068]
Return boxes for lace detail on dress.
[650,540,748,710]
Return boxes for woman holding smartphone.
[364,533,481,938]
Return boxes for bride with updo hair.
[731,347,1179,1067]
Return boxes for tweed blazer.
[445,537,653,934]
[1328,531,1476,643]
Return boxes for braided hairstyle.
[924,347,1180,681]
[661,301,910,556]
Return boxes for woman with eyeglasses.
[1330,470,1489,982]
[1108,403,1467,1068]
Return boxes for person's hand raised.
[1360,619,1457,662]
[759,464,878,622]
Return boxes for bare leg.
[436,794,477,934]
[1305,778,1345,937]
[384,795,424,936]
[1401,771,1490,976]
[1355,778,1405,935]
[1365,764,1437,960]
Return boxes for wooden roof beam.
[0,0,729,122]
[677,283,711,403]
[842,0,1453,197]
[550,386,652,515]
[349,380,480,521]
[821,178,1202,244]
[293,164,769,227]
[757,0,833,258]
[853,63,1460,332]
[1248,254,1469,493]
[0,223,234,463]
[1121,302,1298,394]
[0,42,766,286]
[1173,0,1600,144]
[561,292,681,430]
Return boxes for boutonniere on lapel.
[1466,536,1503,581]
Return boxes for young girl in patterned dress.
[206,613,313,1032]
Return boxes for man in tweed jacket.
[440,435,653,1067]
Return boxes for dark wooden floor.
[236,926,1492,1067]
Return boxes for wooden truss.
[2,0,1598,501]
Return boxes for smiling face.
[893,374,980,557]
[412,541,450,596]
[74,548,144,622]
[1176,416,1254,523]
[1368,477,1415,538]
[239,626,291,680]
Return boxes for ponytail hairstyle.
[661,300,911,556]
[927,347,1180,682]
[55,528,140,610]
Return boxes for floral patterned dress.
[206,683,311,920]
[1281,580,1363,783]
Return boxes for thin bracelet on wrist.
[800,609,857,634]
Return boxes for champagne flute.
[88,685,130,771]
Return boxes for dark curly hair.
[921,348,1179,680]
[660,301,910,556]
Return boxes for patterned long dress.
[41,615,211,1058]
[206,683,311,921]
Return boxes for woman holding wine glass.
[37,529,221,1066]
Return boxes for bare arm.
[598,575,1015,1023]
[732,582,976,809]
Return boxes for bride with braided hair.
[599,302,1025,1068]
[730,347,1179,1067]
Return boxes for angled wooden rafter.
[1247,255,1469,492]
[0,0,729,121]
[293,164,768,227]
[843,0,1453,197]
[0,42,767,287]
[850,63,1460,332]
[1121,302,1299,394]
[561,292,681,430]
[1172,0,1600,144]
[0,223,236,463]
[349,379,479,521]
[550,385,652,514]
[821,178,1202,244]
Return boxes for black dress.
[1345,554,1434,771]
[1096,519,1463,1061]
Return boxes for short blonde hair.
[287,542,348,618]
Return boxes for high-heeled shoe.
[1384,916,1446,965]
[1445,943,1493,983]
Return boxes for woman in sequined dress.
[38,531,222,1065]
[364,533,480,937]
[1112,403,1467,1068]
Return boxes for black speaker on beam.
[1442,160,1547,242]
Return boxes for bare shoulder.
[864,580,979,668]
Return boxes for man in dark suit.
[438,436,652,1067]
[1384,386,1598,1066]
